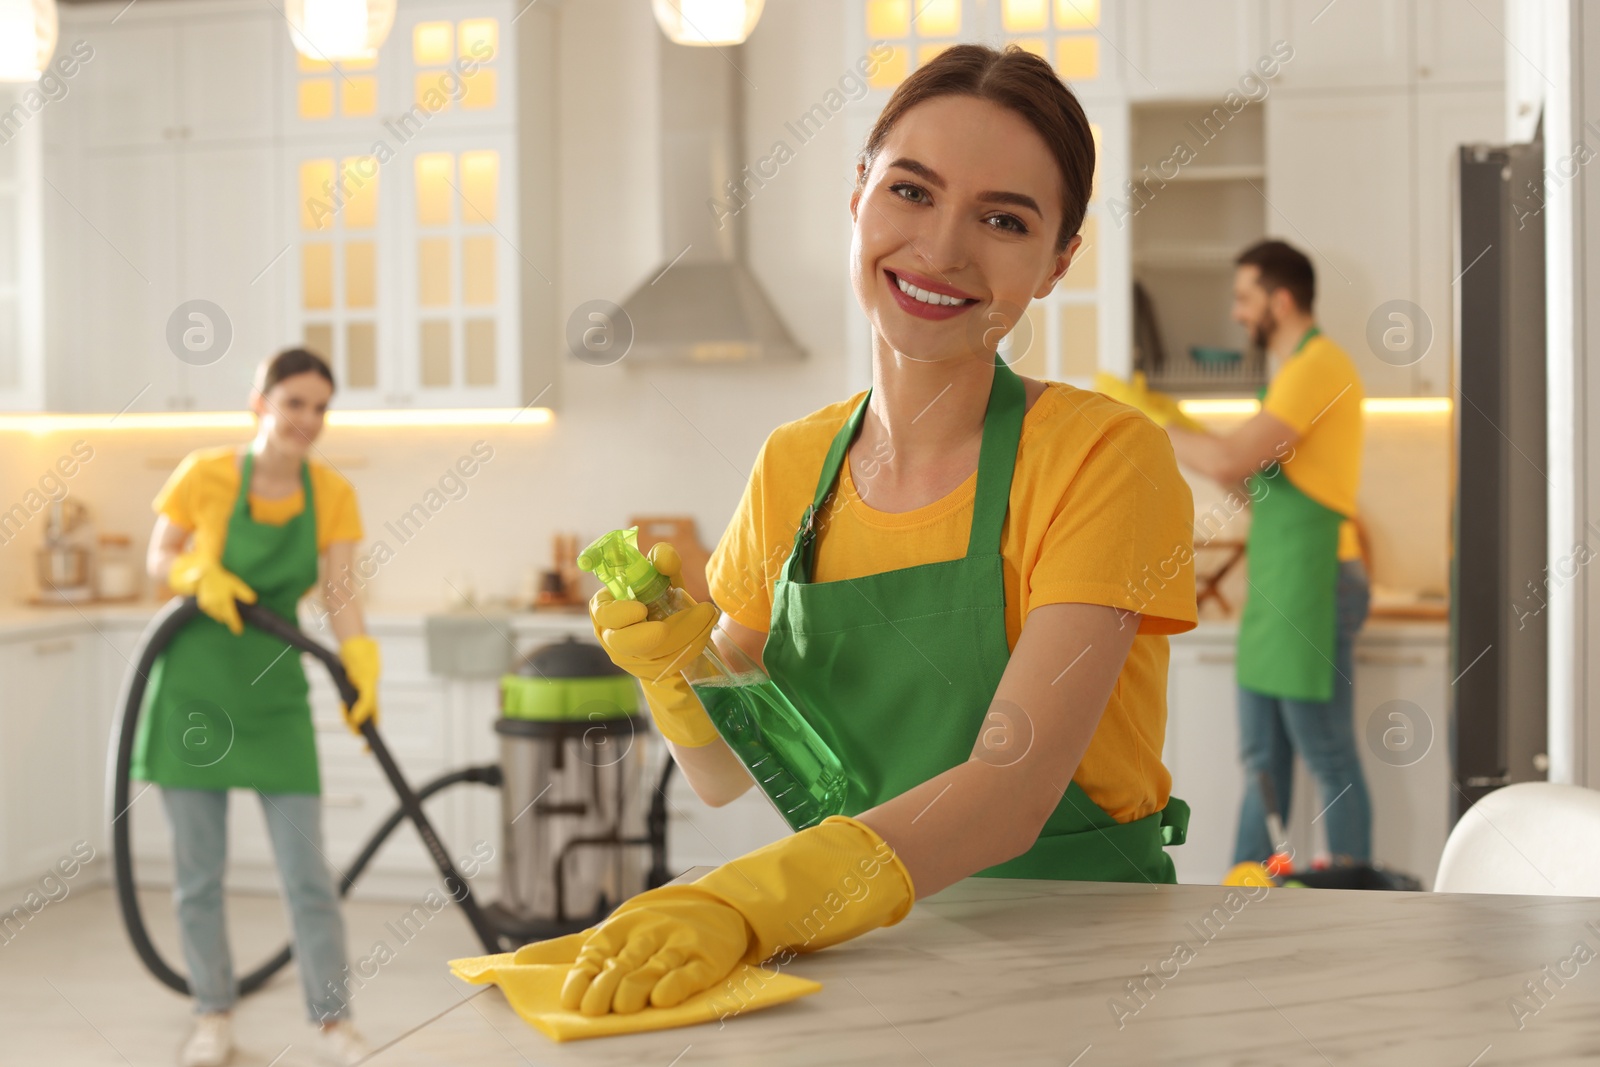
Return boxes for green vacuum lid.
[500,673,639,721]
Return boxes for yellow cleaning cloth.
[448,932,822,1042]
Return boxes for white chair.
[1434,782,1600,896]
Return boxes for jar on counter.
[97,533,140,601]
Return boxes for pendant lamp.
[0,0,58,83]
[285,0,395,62]
[651,0,764,46]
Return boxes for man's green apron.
[764,356,1188,883]
[131,452,322,794]
[1236,326,1346,703]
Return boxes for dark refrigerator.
[1451,138,1548,821]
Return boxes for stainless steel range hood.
[616,39,804,364]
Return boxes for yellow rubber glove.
[588,543,722,748]
[168,551,256,636]
[338,635,381,734]
[560,814,914,1016]
[1093,371,1206,432]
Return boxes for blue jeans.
[160,788,352,1021]
[1233,560,1372,865]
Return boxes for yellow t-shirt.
[707,381,1198,824]
[154,446,364,561]
[1262,334,1365,561]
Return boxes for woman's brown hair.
[857,43,1095,255]
[254,347,336,394]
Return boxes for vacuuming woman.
[131,348,378,1067]
[555,43,1199,1016]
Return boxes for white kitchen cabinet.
[1411,88,1506,397]
[178,16,280,142]
[1126,0,1265,100]
[40,7,283,414]
[1413,0,1505,87]
[1265,91,1417,397]
[71,149,188,413]
[1350,638,1451,885]
[1162,632,1242,885]
[76,22,180,150]
[179,143,287,412]
[0,632,94,889]
[59,140,283,415]
[1167,623,1452,888]
[40,0,544,414]
[74,14,275,150]
[392,132,520,409]
[0,94,43,412]
[1267,0,1411,91]
[281,0,524,410]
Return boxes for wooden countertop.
[367,872,1600,1066]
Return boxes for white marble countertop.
[368,872,1600,1066]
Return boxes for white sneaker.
[316,1020,372,1065]
[179,1013,233,1067]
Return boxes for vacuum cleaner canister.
[493,637,655,941]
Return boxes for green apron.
[131,452,322,794]
[764,356,1188,883]
[1236,327,1346,703]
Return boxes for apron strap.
[783,390,873,583]
[231,451,314,520]
[967,357,1024,559]
[233,449,255,519]
[784,355,1026,582]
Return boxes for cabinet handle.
[1355,651,1428,667]
[32,638,74,655]
[1197,651,1235,665]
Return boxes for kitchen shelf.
[1146,360,1267,396]
[1129,100,1266,385]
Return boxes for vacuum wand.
[233,601,506,953]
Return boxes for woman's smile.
[883,267,981,321]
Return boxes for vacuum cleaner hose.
[107,597,509,997]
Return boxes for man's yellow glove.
[1094,371,1206,432]
[588,543,722,748]
[559,814,914,1016]
[168,551,256,636]
[338,635,381,734]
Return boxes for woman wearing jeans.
[132,349,377,1066]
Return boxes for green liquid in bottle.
[691,672,848,831]
[576,527,849,832]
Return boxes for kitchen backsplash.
[0,402,1450,614]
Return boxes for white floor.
[0,883,491,1066]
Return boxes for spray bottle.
[577,528,847,831]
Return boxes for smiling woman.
[554,44,1198,1022]
[131,347,379,1064]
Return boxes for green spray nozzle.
[576,527,670,604]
